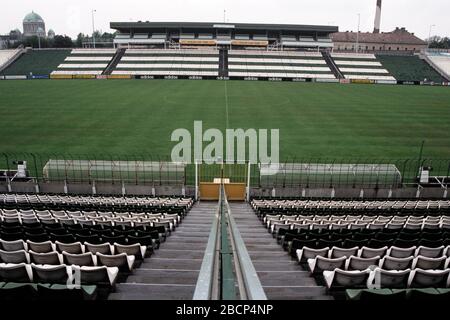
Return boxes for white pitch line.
[224,80,230,129]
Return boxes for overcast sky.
[1,0,448,39]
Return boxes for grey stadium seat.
[324,269,370,289]
[296,247,329,263]
[63,252,97,267]
[0,263,33,282]
[26,240,54,253]
[407,269,450,288]
[308,256,347,274]
[345,256,380,271]
[359,246,388,259]
[368,268,411,289]
[387,246,417,259]
[73,265,119,288]
[85,243,113,255]
[113,243,147,260]
[379,256,414,270]
[96,252,135,272]
[55,241,84,254]
[412,256,447,270]
[415,246,445,258]
[29,251,63,265]
[0,249,30,264]
[31,264,71,284]
[0,239,27,252]
[330,247,359,259]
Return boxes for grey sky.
[1,0,448,39]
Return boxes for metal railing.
[193,182,267,300]
[1,153,449,189]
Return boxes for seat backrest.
[408,269,450,288]
[0,249,29,264]
[381,256,414,270]
[27,240,53,253]
[56,241,83,254]
[389,246,417,258]
[413,255,447,270]
[347,256,380,271]
[85,243,112,255]
[31,264,69,284]
[360,246,388,259]
[371,268,411,289]
[63,252,95,267]
[0,239,26,252]
[330,247,358,259]
[30,251,61,265]
[0,263,31,282]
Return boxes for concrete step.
[257,271,317,286]
[127,269,199,285]
[109,283,194,300]
[140,258,202,270]
[153,249,205,259]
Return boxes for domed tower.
[48,29,55,39]
[23,11,46,37]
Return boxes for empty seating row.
[252,198,450,215]
[287,233,450,253]
[0,193,193,208]
[323,267,450,290]
[1,239,148,260]
[0,223,161,245]
[0,263,119,288]
[425,52,450,79]
[297,245,450,264]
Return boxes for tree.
[426,36,450,49]
[53,35,74,48]
[76,33,86,48]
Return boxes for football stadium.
[1,0,450,304]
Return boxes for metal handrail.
[223,186,267,300]
[192,191,222,300]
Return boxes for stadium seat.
[359,246,388,259]
[26,240,54,253]
[114,243,148,260]
[329,247,359,259]
[345,256,380,271]
[31,264,71,284]
[55,241,83,254]
[96,253,135,272]
[308,256,347,274]
[0,249,30,264]
[29,251,62,265]
[412,256,448,270]
[296,247,329,263]
[368,268,411,289]
[379,256,413,270]
[387,246,416,258]
[63,252,97,267]
[0,263,32,282]
[407,269,450,288]
[324,269,370,289]
[85,243,112,255]
[0,239,27,252]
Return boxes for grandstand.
[0,49,21,72]
[330,53,396,82]
[423,51,450,81]
[51,49,116,76]
[1,49,70,76]
[112,49,220,77]
[376,54,445,83]
[227,50,336,80]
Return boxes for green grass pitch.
[0,79,449,161]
